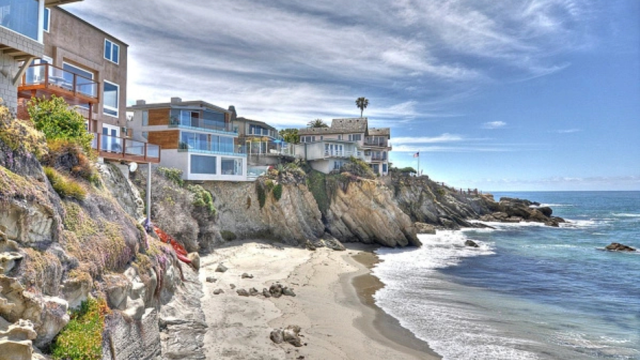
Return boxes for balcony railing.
[247,129,280,138]
[170,116,236,134]
[91,133,160,163]
[363,139,389,147]
[178,141,246,156]
[19,63,99,103]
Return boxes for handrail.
[170,116,236,133]
[20,63,99,100]
[91,132,160,163]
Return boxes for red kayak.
[152,225,191,264]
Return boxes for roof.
[299,117,368,135]
[234,117,277,131]
[127,99,230,114]
[368,127,390,137]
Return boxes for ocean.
[373,191,640,360]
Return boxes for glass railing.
[364,140,389,147]
[21,63,99,100]
[170,116,235,133]
[179,141,246,155]
[91,133,161,162]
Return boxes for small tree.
[355,97,369,118]
[279,128,300,144]
[27,95,93,156]
[307,119,328,128]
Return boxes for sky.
[65,0,640,191]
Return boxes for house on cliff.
[14,4,159,164]
[0,0,82,110]
[296,118,391,176]
[128,97,248,181]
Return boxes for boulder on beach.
[215,263,228,273]
[241,273,254,279]
[282,287,296,297]
[415,222,436,234]
[605,242,636,252]
[269,283,283,298]
[236,288,249,297]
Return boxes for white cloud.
[552,128,582,133]
[393,133,465,144]
[482,121,507,129]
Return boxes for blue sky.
[66,0,639,191]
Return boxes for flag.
[413,151,419,158]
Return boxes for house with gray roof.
[296,118,392,175]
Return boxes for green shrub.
[341,156,375,179]
[220,230,237,241]
[45,139,100,185]
[306,170,328,213]
[157,167,184,187]
[45,167,86,201]
[187,184,216,215]
[265,179,275,192]
[256,182,266,208]
[27,95,94,157]
[51,297,108,360]
[0,105,48,159]
[273,183,283,201]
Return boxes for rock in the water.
[282,325,303,347]
[205,276,217,283]
[263,288,271,298]
[236,289,249,297]
[464,240,479,248]
[282,287,296,297]
[415,222,436,234]
[269,283,283,298]
[249,287,259,296]
[270,329,284,344]
[241,273,254,279]
[215,263,228,273]
[213,289,224,295]
[605,242,636,252]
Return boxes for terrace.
[91,132,161,164]
[18,63,99,107]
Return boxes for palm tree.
[355,97,369,118]
[307,119,328,128]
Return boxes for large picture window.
[0,0,40,40]
[191,155,216,174]
[104,39,119,64]
[103,81,119,117]
[221,158,243,176]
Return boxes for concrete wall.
[44,7,127,131]
[160,150,249,182]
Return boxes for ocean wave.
[531,203,574,208]
[612,213,640,218]
[559,220,599,229]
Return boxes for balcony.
[246,129,280,139]
[363,139,390,148]
[178,141,246,157]
[91,133,161,164]
[170,116,236,135]
[18,63,99,106]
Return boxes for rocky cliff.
[0,111,206,359]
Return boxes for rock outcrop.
[478,198,565,227]
[605,243,636,252]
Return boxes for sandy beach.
[199,240,441,360]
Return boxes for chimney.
[136,99,146,105]
[171,97,182,104]
[228,105,237,121]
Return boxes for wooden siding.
[148,130,180,150]
[149,108,170,126]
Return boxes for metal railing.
[20,63,99,100]
[91,133,160,163]
[364,139,389,147]
[170,116,235,133]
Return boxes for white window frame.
[103,80,119,118]
[104,39,120,64]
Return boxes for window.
[104,39,119,64]
[348,134,362,141]
[0,0,40,40]
[43,7,49,32]
[337,135,342,140]
[103,81,119,117]
[191,155,216,174]
[221,158,243,176]
[181,132,209,151]
[141,111,149,126]
[63,62,95,107]
[382,164,388,173]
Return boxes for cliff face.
[201,170,419,248]
[0,114,206,359]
